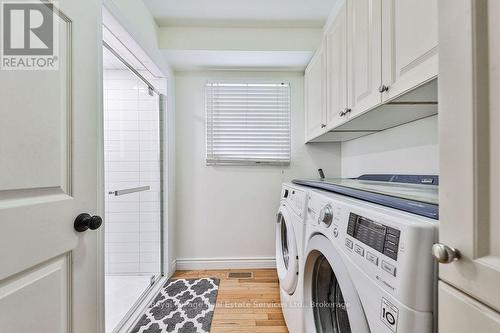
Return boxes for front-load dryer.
[276,183,308,333]
[302,188,438,333]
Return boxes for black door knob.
[74,213,103,232]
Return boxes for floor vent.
[228,272,253,279]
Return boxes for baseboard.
[168,259,177,276]
[175,257,276,270]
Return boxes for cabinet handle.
[340,108,351,117]
[432,244,460,264]
[321,123,326,128]
[379,85,389,93]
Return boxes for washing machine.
[276,183,308,333]
[300,179,438,333]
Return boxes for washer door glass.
[312,255,352,333]
[278,212,289,269]
[275,205,299,294]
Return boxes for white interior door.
[438,0,500,331]
[0,0,102,332]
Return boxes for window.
[206,82,291,165]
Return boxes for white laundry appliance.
[276,183,309,333]
[295,175,439,333]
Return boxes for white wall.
[104,0,170,76]
[158,27,322,51]
[175,71,341,268]
[341,115,439,178]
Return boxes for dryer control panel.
[347,213,401,261]
[282,185,307,218]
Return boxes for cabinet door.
[326,1,348,129]
[305,45,326,141]
[347,0,382,117]
[439,282,500,333]
[439,0,500,320]
[381,0,438,101]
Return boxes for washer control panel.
[347,213,401,260]
[319,204,333,227]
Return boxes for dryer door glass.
[278,213,290,269]
[312,255,352,333]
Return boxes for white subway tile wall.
[104,69,162,276]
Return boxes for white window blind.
[206,82,291,165]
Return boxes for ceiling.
[143,0,339,28]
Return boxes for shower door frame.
[102,41,166,333]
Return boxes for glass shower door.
[103,46,162,332]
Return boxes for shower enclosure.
[102,44,164,333]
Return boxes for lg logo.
[381,297,399,332]
[382,307,396,325]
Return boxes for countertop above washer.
[293,175,439,220]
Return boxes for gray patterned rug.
[131,278,220,333]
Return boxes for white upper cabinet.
[381,0,438,101]
[305,44,327,141]
[347,0,382,118]
[304,0,439,142]
[326,1,348,130]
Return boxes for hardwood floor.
[172,269,289,333]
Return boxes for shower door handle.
[108,186,150,196]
